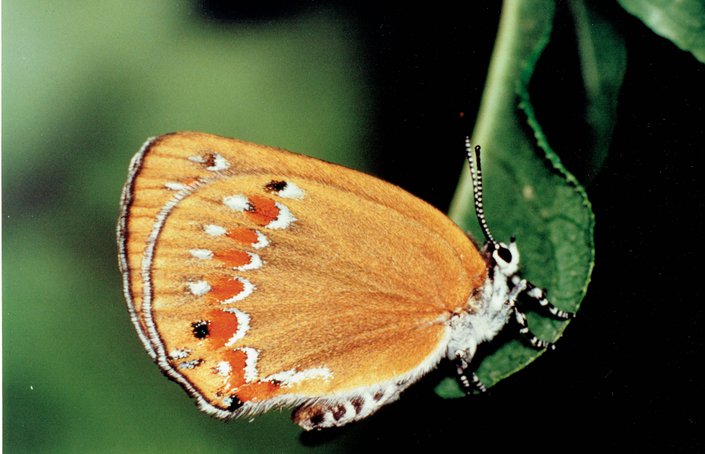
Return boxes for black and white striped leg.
[511,276,574,319]
[513,308,555,351]
[507,279,555,350]
[456,356,487,394]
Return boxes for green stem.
[448,0,556,225]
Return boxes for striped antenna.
[465,138,497,247]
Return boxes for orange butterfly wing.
[118,132,487,417]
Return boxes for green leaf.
[618,0,705,63]
[570,0,627,177]
[438,0,595,398]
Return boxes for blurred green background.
[3,1,375,452]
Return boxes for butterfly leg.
[455,353,486,394]
[512,307,555,350]
[511,276,574,319]
[507,278,556,350]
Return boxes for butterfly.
[117,131,573,430]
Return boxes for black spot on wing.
[264,180,287,193]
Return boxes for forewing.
[118,132,487,416]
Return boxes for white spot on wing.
[215,361,232,377]
[264,367,332,387]
[223,194,250,211]
[188,153,230,171]
[265,202,296,229]
[223,308,251,346]
[204,224,227,236]
[165,181,189,191]
[188,280,211,296]
[235,347,259,382]
[235,252,262,271]
[169,348,191,360]
[178,359,202,370]
[190,249,213,260]
[208,153,230,171]
[220,277,255,304]
[252,231,269,249]
[278,181,305,200]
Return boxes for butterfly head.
[465,139,521,277]
[485,237,520,277]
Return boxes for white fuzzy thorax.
[446,241,520,362]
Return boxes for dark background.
[5,1,703,452]
[246,1,704,450]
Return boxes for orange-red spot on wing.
[218,351,281,403]
[236,381,281,403]
[208,277,245,303]
[227,227,259,246]
[245,195,279,226]
[206,310,238,345]
[214,250,251,268]
[223,349,247,389]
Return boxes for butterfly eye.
[497,246,513,264]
